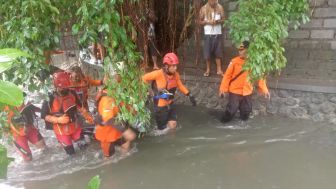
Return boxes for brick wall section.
[226,0,336,80]
[283,0,336,80]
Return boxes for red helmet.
[163,52,179,65]
[53,71,71,89]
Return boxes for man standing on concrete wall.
[219,41,270,123]
[199,0,225,77]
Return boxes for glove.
[45,115,69,124]
[85,115,94,125]
[79,108,94,124]
[137,132,146,139]
[57,115,70,124]
[188,94,197,106]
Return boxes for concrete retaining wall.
[81,62,336,125]
[174,75,336,125]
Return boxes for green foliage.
[0,48,28,179]
[75,0,150,130]
[0,48,28,107]
[0,80,23,107]
[1,0,150,132]
[228,0,310,81]
[0,48,29,144]
[0,145,14,179]
[87,175,101,189]
[0,48,30,73]
[0,0,60,91]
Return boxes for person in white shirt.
[199,0,225,77]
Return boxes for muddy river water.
[2,105,336,189]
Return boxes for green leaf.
[87,175,101,189]
[0,80,23,106]
[0,145,14,179]
[0,62,13,73]
[0,48,29,62]
[0,49,29,73]
[72,24,80,34]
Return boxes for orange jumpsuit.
[142,69,189,129]
[5,104,43,160]
[95,91,127,157]
[219,56,269,122]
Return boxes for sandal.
[216,71,223,76]
[203,72,210,77]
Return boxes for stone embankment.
[81,62,336,124]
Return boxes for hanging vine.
[73,0,150,129]
[228,0,310,81]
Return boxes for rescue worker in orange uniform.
[5,98,46,162]
[41,71,94,155]
[219,41,270,123]
[142,52,197,131]
[95,63,136,158]
[68,66,103,110]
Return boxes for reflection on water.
[3,105,336,189]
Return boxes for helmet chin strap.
[163,65,173,75]
[57,88,69,96]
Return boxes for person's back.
[5,102,46,161]
[95,90,136,158]
[95,93,123,143]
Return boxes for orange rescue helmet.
[163,52,179,66]
[53,71,71,89]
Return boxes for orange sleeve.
[3,106,10,112]
[142,71,158,83]
[220,62,234,93]
[50,50,64,55]
[176,73,189,95]
[257,79,269,94]
[43,50,64,65]
[87,76,103,86]
[3,106,13,118]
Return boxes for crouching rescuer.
[219,41,270,123]
[94,62,136,158]
[5,99,46,162]
[142,52,197,131]
[41,72,94,155]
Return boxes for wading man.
[142,52,196,132]
[219,41,270,123]
[41,72,94,155]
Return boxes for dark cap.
[238,40,250,50]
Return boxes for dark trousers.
[222,93,252,123]
[154,104,177,130]
[203,34,223,60]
